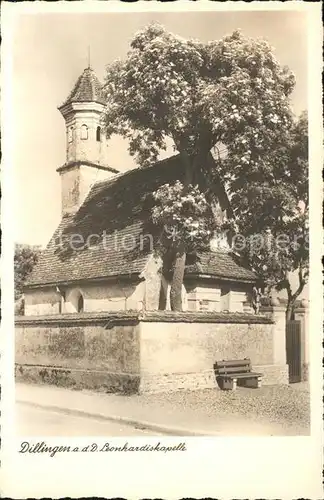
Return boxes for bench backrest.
[214,358,252,375]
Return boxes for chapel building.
[24,67,257,315]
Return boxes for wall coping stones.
[139,311,273,324]
[15,311,141,328]
[15,310,273,326]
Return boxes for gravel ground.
[17,381,310,436]
[135,383,310,433]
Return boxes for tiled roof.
[26,154,256,287]
[186,251,256,282]
[59,67,105,108]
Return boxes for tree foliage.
[104,24,295,168]
[151,181,220,253]
[14,243,41,301]
[231,112,308,319]
[103,23,297,310]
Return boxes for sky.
[11,9,308,246]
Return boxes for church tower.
[57,66,118,215]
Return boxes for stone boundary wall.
[15,310,288,393]
[138,312,287,392]
[15,312,141,393]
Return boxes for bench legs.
[243,377,262,389]
[217,377,237,390]
[217,376,262,390]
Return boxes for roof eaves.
[185,273,256,284]
[56,160,119,174]
[24,272,145,290]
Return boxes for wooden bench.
[214,358,263,391]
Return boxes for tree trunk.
[285,280,293,321]
[170,249,186,311]
[286,301,294,321]
[167,143,211,311]
[168,149,196,312]
[283,265,306,321]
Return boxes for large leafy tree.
[103,23,296,310]
[230,112,308,320]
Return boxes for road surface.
[16,403,163,436]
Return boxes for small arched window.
[68,126,73,143]
[77,294,84,313]
[81,124,88,140]
[96,126,101,142]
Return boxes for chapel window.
[81,124,88,140]
[96,126,101,142]
[77,294,84,313]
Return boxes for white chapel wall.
[24,281,145,316]
[157,277,249,313]
[64,282,145,313]
[24,288,62,316]
[186,282,249,312]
